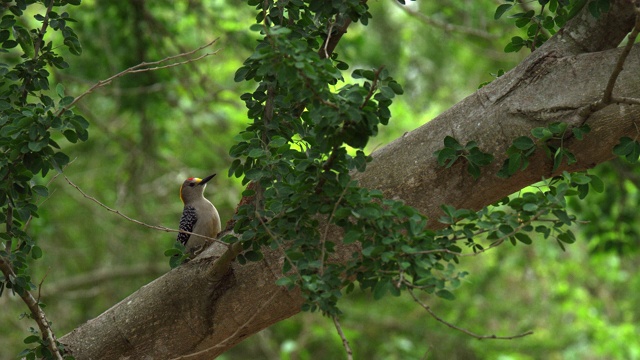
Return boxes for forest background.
[1,0,639,359]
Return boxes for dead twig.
[407,288,534,340]
[57,38,220,116]
[333,315,353,360]
[63,175,228,247]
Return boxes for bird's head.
[179,173,216,204]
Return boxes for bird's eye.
[188,183,196,187]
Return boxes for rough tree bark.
[60,2,640,359]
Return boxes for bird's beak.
[198,173,216,186]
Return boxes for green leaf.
[244,250,263,262]
[613,137,634,156]
[548,122,567,135]
[553,209,572,225]
[435,147,457,167]
[56,83,65,98]
[31,185,48,197]
[23,335,40,344]
[12,25,33,58]
[275,276,294,287]
[372,280,390,300]
[28,140,48,152]
[572,124,590,140]
[388,81,404,95]
[494,4,513,19]
[343,229,361,244]
[436,289,455,300]
[512,136,535,150]
[164,248,182,256]
[31,245,42,259]
[63,130,78,143]
[443,136,462,150]
[557,230,576,244]
[589,174,604,193]
[63,36,82,55]
[467,162,480,180]
[531,127,553,140]
[467,148,494,166]
[507,152,522,175]
[628,142,640,163]
[514,233,532,245]
[571,173,590,185]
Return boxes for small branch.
[0,257,63,359]
[5,205,12,255]
[602,8,640,104]
[57,38,220,116]
[360,66,383,110]
[612,96,640,106]
[408,289,534,340]
[324,17,336,59]
[20,0,54,103]
[32,0,55,60]
[63,175,228,247]
[256,214,303,281]
[320,186,349,276]
[579,8,640,120]
[393,0,498,40]
[530,4,551,51]
[333,316,353,360]
[317,14,352,60]
[36,268,51,304]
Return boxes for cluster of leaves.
[1,1,85,358]
[19,326,70,360]
[434,136,494,179]
[495,0,610,52]
[228,0,488,315]
[498,122,590,177]
[442,170,602,255]
[613,136,640,163]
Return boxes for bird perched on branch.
[177,173,221,257]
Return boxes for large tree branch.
[60,2,639,359]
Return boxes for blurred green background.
[1,1,639,359]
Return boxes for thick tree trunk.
[61,3,640,359]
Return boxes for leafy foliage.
[495,0,611,52]
[498,122,590,178]
[434,136,495,179]
[613,136,640,163]
[0,1,85,358]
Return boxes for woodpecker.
[177,173,221,256]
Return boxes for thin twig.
[319,186,349,275]
[57,38,220,116]
[333,315,353,360]
[63,175,228,247]
[612,96,640,106]
[36,268,51,304]
[407,289,534,340]
[32,0,54,60]
[256,214,303,280]
[393,0,497,40]
[324,17,336,59]
[603,9,640,104]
